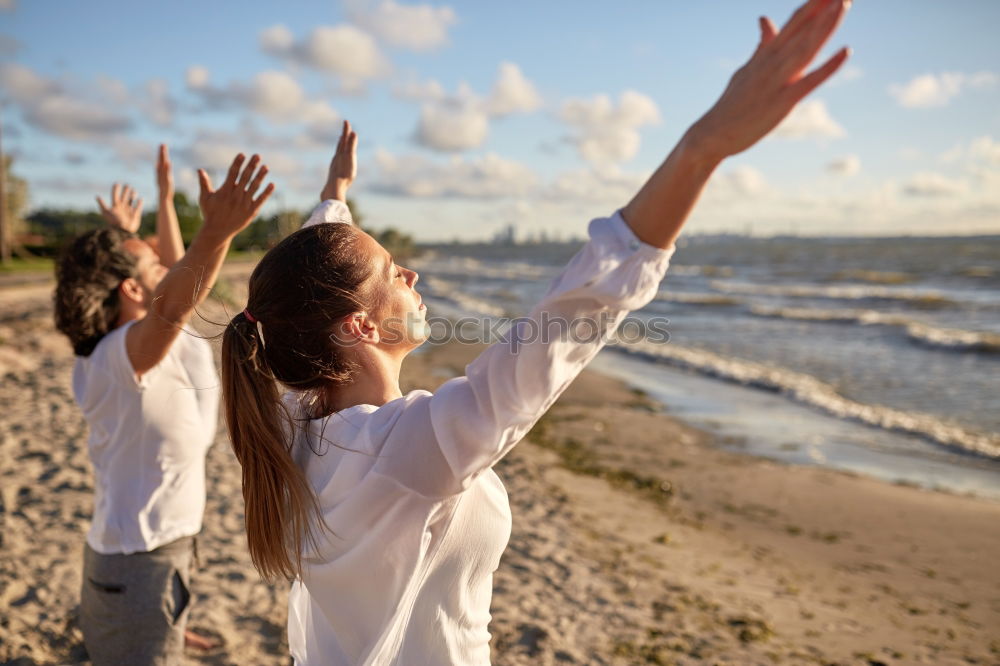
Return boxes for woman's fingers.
[111,183,121,204]
[247,165,269,195]
[758,16,778,48]
[133,197,143,215]
[774,0,828,48]
[96,196,109,214]
[774,0,848,81]
[790,46,850,100]
[198,169,214,199]
[225,154,246,187]
[251,182,276,210]
[238,154,261,188]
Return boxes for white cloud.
[370,149,535,198]
[415,101,489,151]
[0,64,132,141]
[889,71,997,108]
[826,154,861,177]
[487,62,541,116]
[903,172,969,197]
[392,75,446,102]
[110,136,155,168]
[0,63,57,104]
[773,100,845,139]
[969,136,1000,165]
[260,24,295,55]
[259,24,390,90]
[407,64,540,151]
[29,95,133,140]
[180,128,304,181]
[707,165,769,199]
[543,166,646,205]
[348,0,457,51]
[97,76,130,105]
[142,78,175,127]
[186,65,210,90]
[248,70,305,119]
[558,90,660,164]
[183,67,340,142]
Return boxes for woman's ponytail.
[221,312,320,581]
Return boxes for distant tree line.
[21,191,417,260]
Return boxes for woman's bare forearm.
[622,0,851,250]
[621,127,722,250]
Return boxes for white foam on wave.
[750,305,1000,353]
[412,255,553,281]
[710,279,956,306]
[619,340,1000,459]
[422,276,508,318]
[654,290,742,306]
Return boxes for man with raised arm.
[53,148,274,666]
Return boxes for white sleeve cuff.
[302,199,355,229]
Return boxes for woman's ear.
[118,277,144,305]
[335,312,380,347]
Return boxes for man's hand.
[97,183,143,233]
[690,0,851,162]
[197,154,275,240]
[157,144,174,200]
[320,120,358,202]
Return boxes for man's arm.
[155,144,185,268]
[126,154,275,376]
[622,0,851,249]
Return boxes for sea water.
[411,233,1000,500]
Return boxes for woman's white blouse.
[286,203,674,665]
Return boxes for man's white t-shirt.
[72,321,219,555]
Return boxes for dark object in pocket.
[170,569,190,624]
[88,577,125,594]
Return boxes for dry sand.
[1,270,999,665]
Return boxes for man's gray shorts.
[80,536,195,666]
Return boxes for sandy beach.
[2,269,999,665]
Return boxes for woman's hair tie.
[243,308,266,348]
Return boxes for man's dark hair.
[54,227,139,356]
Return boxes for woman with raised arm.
[221,1,851,664]
[55,149,273,665]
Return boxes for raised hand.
[320,120,358,202]
[156,144,174,199]
[97,183,143,233]
[691,0,851,161]
[197,154,275,239]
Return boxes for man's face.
[122,238,168,308]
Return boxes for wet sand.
[1,271,998,665]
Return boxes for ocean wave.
[710,280,956,308]
[421,277,509,318]
[749,306,1000,353]
[618,340,1000,459]
[655,290,742,306]
[412,255,553,281]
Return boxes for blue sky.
[2,0,998,240]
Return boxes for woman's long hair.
[221,222,374,581]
